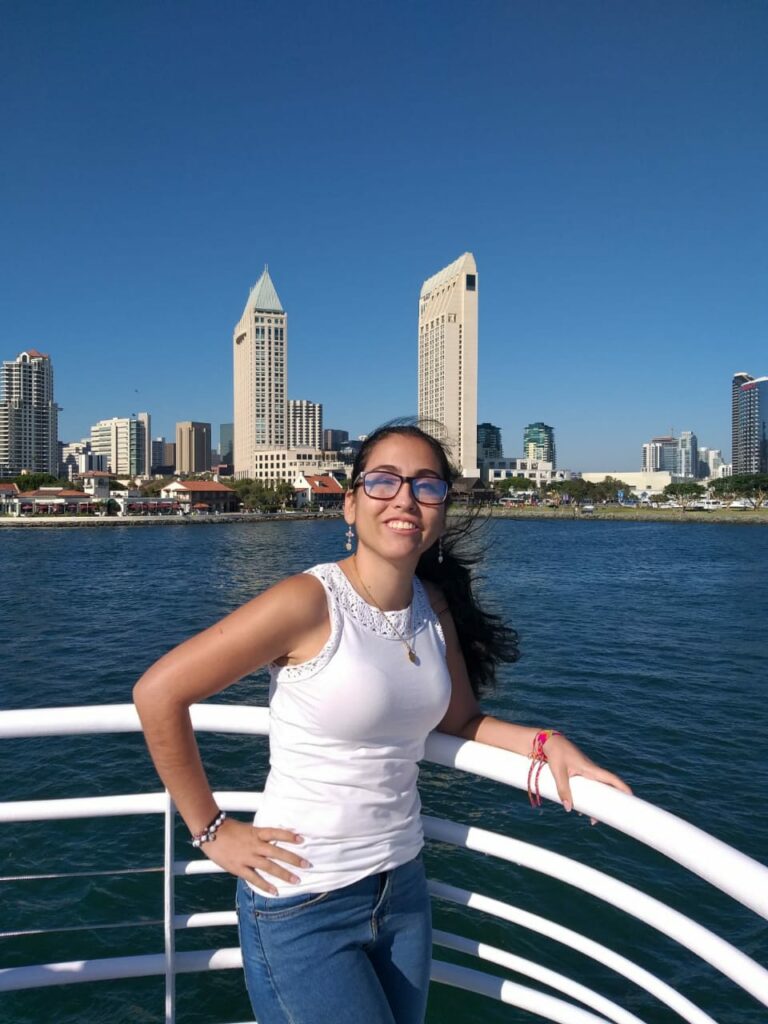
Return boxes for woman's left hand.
[543,733,632,815]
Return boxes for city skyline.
[1,3,765,470]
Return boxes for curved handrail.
[2,702,766,920]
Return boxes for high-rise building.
[233,266,287,478]
[219,423,234,464]
[323,428,349,451]
[477,422,503,461]
[524,422,556,468]
[0,349,59,477]
[175,421,211,475]
[732,372,768,475]
[641,436,678,474]
[288,400,323,449]
[698,446,724,479]
[418,253,478,476]
[90,414,151,477]
[677,430,698,479]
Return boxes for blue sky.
[1,0,765,470]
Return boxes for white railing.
[0,704,766,1024]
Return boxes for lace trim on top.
[272,562,445,682]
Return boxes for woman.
[133,422,631,1024]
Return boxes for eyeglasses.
[353,471,450,505]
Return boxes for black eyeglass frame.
[352,471,450,506]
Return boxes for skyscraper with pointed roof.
[233,266,288,477]
[418,253,479,476]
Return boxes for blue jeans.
[235,855,431,1024]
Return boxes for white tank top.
[252,562,452,897]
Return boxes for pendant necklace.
[351,555,418,664]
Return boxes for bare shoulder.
[242,571,328,627]
[420,578,450,618]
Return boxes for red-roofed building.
[0,481,20,514]
[10,486,99,516]
[160,480,239,514]
[294,472,345,509]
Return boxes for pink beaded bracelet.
[527,730,562,808]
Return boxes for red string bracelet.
[527,729,562,807]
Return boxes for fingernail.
[289,875,300,884]
[590,818,598,826]
[294,834,305,843]
[300,859,312,868]
[269,886,278,895]
[563,800,572,812]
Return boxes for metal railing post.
[163,791,176,1024]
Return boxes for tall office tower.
[477,422,503,461]
[418,253,478,476]
[288,400,323,449]
[0,349,59,477]
[151,438,166,472]
[641,435,678,474]
[732,373,753,473]
[698,447,724,479]
[678,431,698,478]
[524,422,556,468]
[732,373,768,475]
[219,423,234,464]
[90,413,151,476]
[323,428,349,451]
[233,266,287,478]
[175,421,211,474]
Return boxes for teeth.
[388,521,418,531]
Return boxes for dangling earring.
[437,536,444,564]
[345,525,355,552]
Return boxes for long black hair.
[350,421,520,696]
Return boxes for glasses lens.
[362,472,401,499]
[411,477,449,504]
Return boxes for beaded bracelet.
[191,810,227,848]
[527,729,562,808]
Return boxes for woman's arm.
[429,592,632,811]
[133,573,329,892]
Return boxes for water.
[1,518,766,1023]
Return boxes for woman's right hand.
[199,817,311,894]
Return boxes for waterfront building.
[293,472,345,509]
[175,421,211,475]
[219,423,234,464]
[81,471,111,501]
[581,470,672,494]
[523,422,556,468]
[250,447,344,484]
[482,457,572,487]
[418,253,478,476]
[323,428,349,451]
[732,372,768,475]
[0,349,60,478]
[287,400,323,450]
[160,480,239,514]
[90,413,151,477]
[477,422,503,461]
[233,266,287,478]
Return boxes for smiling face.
[344,433,447,566]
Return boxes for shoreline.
[2,506,767,528]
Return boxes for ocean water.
[1,518,766,1023]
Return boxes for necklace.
[351,556,418,664]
